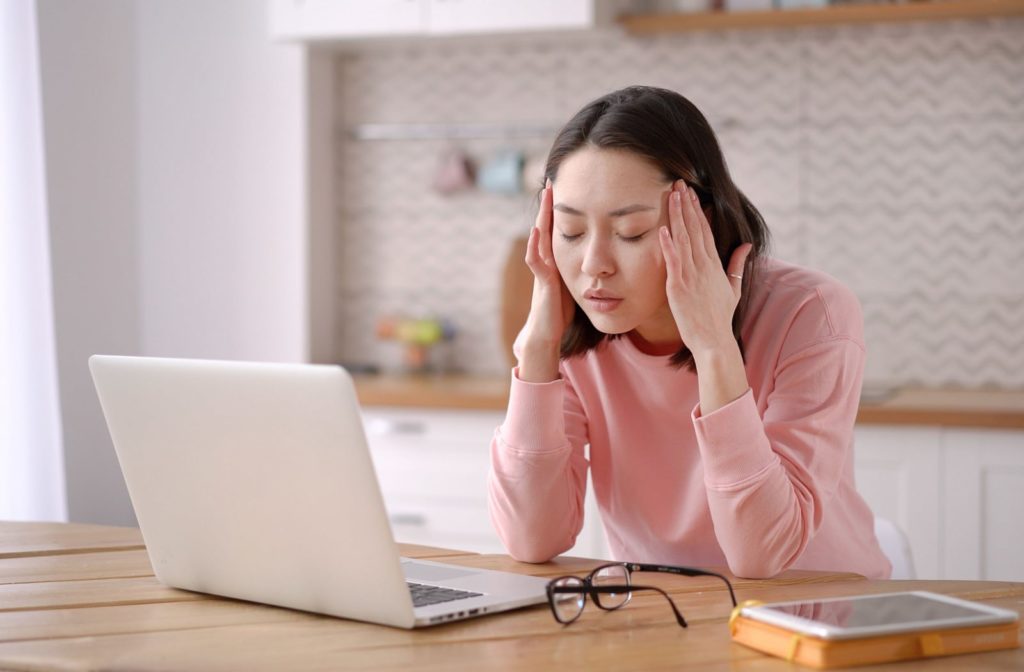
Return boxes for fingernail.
[690,190,698,202]
[672,192,681,204]
[545,178,552,188]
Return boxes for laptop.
[88,354,548,629]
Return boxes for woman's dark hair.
[542,86,771,370]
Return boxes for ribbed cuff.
[692,388,776,488]
[500,367,567,451]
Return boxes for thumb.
[727,243,753,294]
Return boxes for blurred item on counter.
[376,315,456,373]
[521,154,547,194]
[726,0,772,11]
[826,0,896,5]
[777,0,827,8]
[432,146,475,195]
[667,0,712,13]
[478,149,524,195]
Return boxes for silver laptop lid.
[89,355,418,628]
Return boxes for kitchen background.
[19,0,1023,582]
[310,4,1024,580]
[331,17,1024,387]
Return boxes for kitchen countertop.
[354,373,509,411]
[353,374,1024,429]
[854,387,1024,429]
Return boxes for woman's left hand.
[658,180,752,359]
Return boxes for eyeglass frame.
[545,562,738,627]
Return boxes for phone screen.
[760,593,998,629]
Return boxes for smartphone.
[740,591,1019,640]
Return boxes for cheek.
[646,239,667,269]
[628,243,668,291]
[635,240,667,272]
[551,242,575,278]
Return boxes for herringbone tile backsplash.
[332,17,1024,389]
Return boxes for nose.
[580,236,615,278]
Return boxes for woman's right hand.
[517,179,575,383]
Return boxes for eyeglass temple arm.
[618,585,688,627]
[549,584,689,628]
[576,585,688,628]
[626,563,738,607]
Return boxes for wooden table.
[2,521,1021,670]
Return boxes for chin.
[583,312,635,336]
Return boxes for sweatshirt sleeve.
[487,368,590,563]
[694,334,866,579]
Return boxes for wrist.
[516,343,561,383]
[692,337,742,371]
[693,339,749,416]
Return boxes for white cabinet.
[362,408,1024,579]
[269,0,424,40]
[853,426,942,579]
[943,429,1024,582]
[428,0,594,35]
[269,0,600,41]
[362,407,610,559]
[853,425,1024,581]
[365,408,499,552]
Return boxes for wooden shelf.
[353,373,509,411]
[855,387,1024,429]
[353,373,1024,429]
[619,0,1024,34]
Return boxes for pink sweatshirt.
[488,258,891,579]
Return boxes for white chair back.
[874,516,917,580]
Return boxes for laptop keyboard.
[407,581,482,608]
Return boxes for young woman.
[488,86,891,579]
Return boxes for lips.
[583,288,623,313]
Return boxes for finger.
[524,226,541,271]
[524,226,548,277]
[659,226,681,282]
[726,243,753,296]
[668,187,694,270]
[680,184,708,267]
[695,193,717,261]
[536,180,554,266]
[533,179,551,227]
[670,180,687,238]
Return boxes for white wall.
[37,0,140,526]
[37,0,309,525]
[137,1,308,363]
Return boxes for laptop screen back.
[89,355,418,628]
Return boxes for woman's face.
[552,147,680,345]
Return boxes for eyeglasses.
[545,562,737,627]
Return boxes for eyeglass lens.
[591,564,630,610]
[551,576,586,623]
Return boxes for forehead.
[555,147,668,197]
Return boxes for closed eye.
[559,232,583,242]
[619,231,648,243]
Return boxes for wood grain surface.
[1,521,1020,670]
[353,373,1024,429]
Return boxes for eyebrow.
[553,203,657,218]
